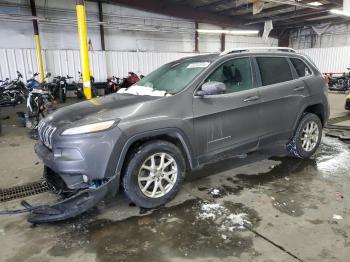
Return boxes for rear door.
[192,57,262,162]
[254,56,309,144]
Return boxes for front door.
[193,57,262,163]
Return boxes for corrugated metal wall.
[0,49,196,82]
[106,51,195,77]
[300,46,350,73]
[8,46,336,85]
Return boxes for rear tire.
[287,113,322,159]
[122,140,185,208]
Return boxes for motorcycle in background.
[50,75,71,103]
[26,72,56,129]
[26,72,41,90]
[328,70,350,92]
[0,72,27,107]
[126,72,140,87]
[105,72,141,94]
[106,76,123,94]
[73,72,97,99]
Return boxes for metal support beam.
[76,0,92,99]
[194,21,199,52]
[103,0,256,29]
[275,16,349,29]
[197,0,227,9]
[98,1,105,51]
[29,0,44,82]
[220,31,225,52]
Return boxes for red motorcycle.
[126,72,140,87]
[105,72,140,94]
[106,76,122,94]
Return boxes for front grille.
[38,121,57,149]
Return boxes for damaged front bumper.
[30,124,126,223]
[27,174,118,224]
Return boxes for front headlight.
[61,120,116,135]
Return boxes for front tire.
[287,113,322,159]
[122,140,185,208]
[59,88,66,103]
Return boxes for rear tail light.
[323,74,329,84]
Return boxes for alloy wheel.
[300,121,320,152]
[138,153,178,198]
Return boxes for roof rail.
[220,47,296,56]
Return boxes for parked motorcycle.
[73,72,97,99]
[26,72,56,129]
[126,72,140,87]
[26,73,41,90]
[105,72,140,95]
[0,72,27,107]
[328,71,350,92]
[50,75,71,103]
[106,76,123,94]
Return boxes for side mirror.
[196,81,226,96]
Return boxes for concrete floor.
[0,93,350,262]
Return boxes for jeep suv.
[32,47,329,223]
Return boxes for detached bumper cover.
[27,175,118,223]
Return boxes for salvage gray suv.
[31,47,329,223]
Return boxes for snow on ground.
[196,202,251,231]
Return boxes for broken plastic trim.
[26,175,118,224]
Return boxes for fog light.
[82,175,89,183]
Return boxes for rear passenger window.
[256,57,293,86]
[290,58,311,78]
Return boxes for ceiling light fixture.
[197,29,259,35]
[330,9,350,17]
[307,2,323,7]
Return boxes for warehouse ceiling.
[101,0,348,30]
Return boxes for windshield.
[136,60,211,94]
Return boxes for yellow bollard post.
[30,0,45,82]
[76,0,92,99]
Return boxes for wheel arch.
[293,103,326,133]
[116,128,197,178]
[303,103,325,126]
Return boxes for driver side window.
[205,57,253,94]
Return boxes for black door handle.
[243,96,260,102]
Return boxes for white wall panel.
[0,49,196,82]
[299,46,350,73]
[106,51,195,77]
[226,35,278,49]
[0,49,39,81]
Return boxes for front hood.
[45,93,161,129]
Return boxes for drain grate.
[0,181,49,203]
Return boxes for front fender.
[114,128,197,176]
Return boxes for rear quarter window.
[290,58,312,78]
[256,57,293,86]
